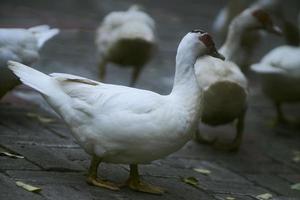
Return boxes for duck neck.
[171,50,201,109]
[219,18,245,60]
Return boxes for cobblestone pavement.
[1,0,300,199]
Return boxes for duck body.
[251,45,300,103]
[105,38,153,67]
[96,6,156,86]
[48,74,198,164]
[196,57,248,125]
[0,25,59,98]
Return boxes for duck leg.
[86,156,119,191]
[98,59,107,82]
[130,66,142,87]
[274,102,288,124]
[214,110,245,152]
[125,164,165,195]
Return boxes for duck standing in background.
[195,8,282,151]
[213,0,297,69]
[0,25,59,99]
[251,13,300,124]
[213,0,251,43]
[8,30,224,194]
[219,8,282,70]
[95,5,156,86]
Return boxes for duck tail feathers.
[28,25,60,48]
[7,61,56,96]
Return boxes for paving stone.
[40,184,94,200]
[214,193,255,200]
[0,134,78,148]
[219,161,298,174]
[0,156,40,170]
[6,170,86,185]
[279,174,300,184]
[273,197,300,200]
[138,163,210,180]
[0,124,16,135]
[0,173,43,200]
[158,158,250,184]
[4,144,84,171]
[246,174,300,198]
[54,147,89,161]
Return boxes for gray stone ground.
[1,0,300,199]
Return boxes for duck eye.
[252,9,271,26]
[191,29,205,34]
[199,33,215,48]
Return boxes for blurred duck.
[95,5,156,86]
[195,8,281,151]
[213,0,251,43]
[220,8,282,70]
[0,25,59,99]
[251,13,300,124]
[8,30,224,194]
[213,0,298,69]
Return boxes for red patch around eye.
[252,9,272,25]
[199,33,215,48]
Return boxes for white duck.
[213,0,294,69]
[195,8,281,151]
[251,14,300,124]
[213,0,251,43]
[219,8,282,70]
[95,5,156,86]
[0,25,59,98]
[8,30,224,194]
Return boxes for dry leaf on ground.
[256,193,273,200]
[181,177,199,188]
[0,151,24,159]
[225,197,235,200]
[193,168,211,175]
[291,183,300,191]
[292,151,300,163]
[16,181,41,192]
[26,112,55,123]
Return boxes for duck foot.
[124,178,165,195]
[123,164,165,195]
[87,176,120,191]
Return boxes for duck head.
[177,30,225,61]
[252,9,282,35]
[237,8,282,35]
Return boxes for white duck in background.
[195,8,281,151]
[8,30,224,194]
[213,0,251,43]
[0,25,59,99]
[251,14,300,124]
[95,5,156,86]
[219,8,282,70]
[213,0,297,69]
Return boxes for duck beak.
[210,48,225,61]
[267,25,282,36]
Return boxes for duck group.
[1,2,300,195]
